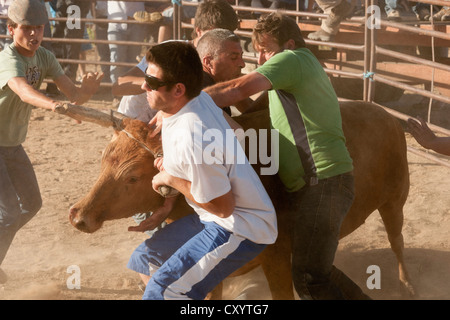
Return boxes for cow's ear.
[111,130,120,141]
[121,118,133,129]
[112,117,132,135]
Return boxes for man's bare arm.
[205,71,272,112]
[111,66,146,96]
[8,77,60,110]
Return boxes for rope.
[363,71,375,81]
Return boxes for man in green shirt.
[0,0,103,283]
[205,12,370,299]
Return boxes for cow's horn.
[54,103,127,129]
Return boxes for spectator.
[107,1,147,108]
[413,3,449,22]
[132,0,197,43]
[51,0,90,81]
[384,0,413,21]
[413,2,431,20]
[430,5,450,21]
[191,0,238,46]
[107,1,147,84]
[408,117,450,156]
[94,1,110,83]
[307,0,355,42]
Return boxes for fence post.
[367,0,378,102]
[173,1,180,40]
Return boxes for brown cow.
[67,101,413,299]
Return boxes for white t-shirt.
[161,91,277,244]
[117,57,156,122]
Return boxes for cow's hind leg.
[260,231,295,300]
[378,203,415,296]
[206,282,223,300]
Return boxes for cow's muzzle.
[69,206,101,233]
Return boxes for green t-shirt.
[0,44,64,146]
[256,48,353,192]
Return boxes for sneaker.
[416,7,430,21]
[430,7,450,21]
[0,267,7,284]
[326,0,356,31]
[387,10,402,21]
[133,11,163,24]
[307,28,334,42]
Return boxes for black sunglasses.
[144,68,170,90]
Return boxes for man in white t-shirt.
[127,41,277,300]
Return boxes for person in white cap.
[0,0,103,284]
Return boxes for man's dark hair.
[252,12,306,49]
[6,18,17,28]
[194,0,239,34]
[146,41,203,99]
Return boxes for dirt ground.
[0,66,449,300]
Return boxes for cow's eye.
[127,176,139,184]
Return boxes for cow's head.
[68,117,166,233]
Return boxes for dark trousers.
[0,146,42,265]
[289,172,370,299]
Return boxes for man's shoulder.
[201,71,216,89]
[0,44,17,60]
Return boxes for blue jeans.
[128,214,265,300]
[108,23,147,83]
[94,18,111,82]
[0,146,42,265]
[289,172,370,299]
